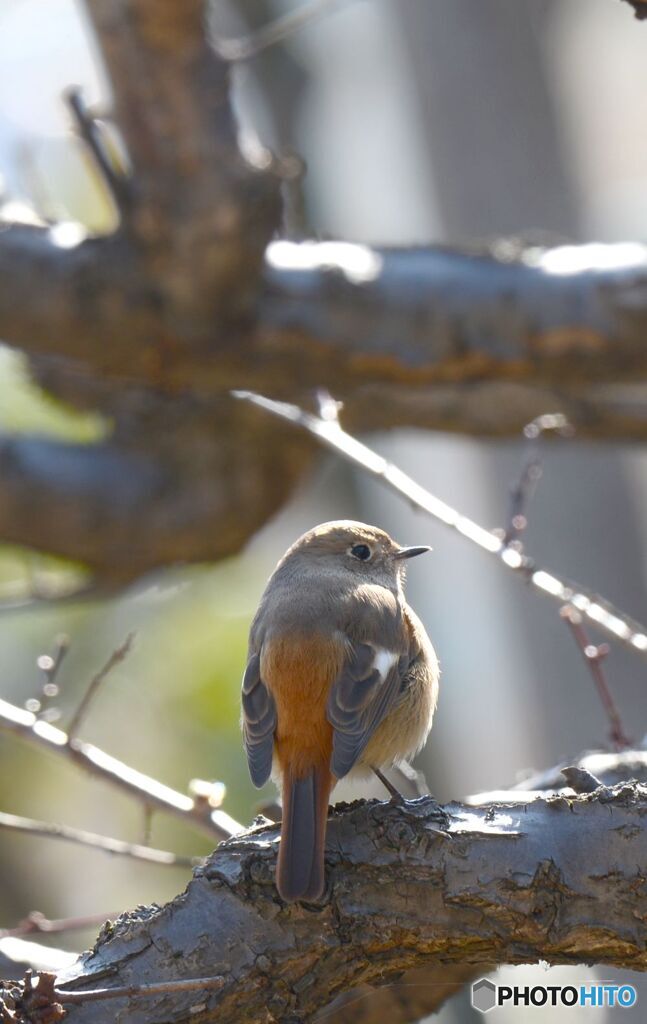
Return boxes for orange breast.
[261,632,344,779]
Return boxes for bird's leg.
[372,766,406,803]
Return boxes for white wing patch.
[372,647,398,682]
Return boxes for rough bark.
[50,781,647,1024]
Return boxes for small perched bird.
[241,521,439,902]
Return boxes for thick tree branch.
[51,780,646,1023]
[0,399,314,582]
[5,240,647,417]
[84,0,280,321]
[256,241,647,439]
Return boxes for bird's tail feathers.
[277,762,332,902]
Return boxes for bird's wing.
[241,652,277,787]
[326,640,410,779]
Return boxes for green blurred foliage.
[0,345,106,441]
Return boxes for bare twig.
[0,697,241,841]
[55,974,225,1005]
[1,912,117,941]
[210,0,349,61]
[560,605,633,749]
[37,635,69,693]
[23,635,71,722]
[0,584,102,615]
[141,805,153,847]
[234,391,647,660]
[65,87,131,216]
[504,413,573,547]
[66,633,135,741]
[0,811,200,868]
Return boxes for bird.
[241,520,439,902]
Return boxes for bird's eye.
[350,543,372,561]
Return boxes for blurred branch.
[65,87,131,216]
[560,605,633,749]
[0,939,76,979]
[622,0,647,21]
[504,412,572,547]
[66,633,134,740]
[235,391,647,662]
[508,749,647,792]
[83,0,280,315]
[37,636,69,694]
[210,0,347,61]
[0,696,241,841]
[1,912,117,941]
[52,778,647,1024]
[258,241,647,437]
[0,811,199,868]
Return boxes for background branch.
[0,696,241,841]
[0,811,199,868]
[236,390,647,660]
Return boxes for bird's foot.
[372,766,407,804]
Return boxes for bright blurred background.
[1,1,646,1021]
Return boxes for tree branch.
[84,0,280,318]
[0,811,198,868]
[0,401,315,583]
[52,780,646,1023]
[235,391,647,660]
[257,241,647,439]
[0,697,241,841]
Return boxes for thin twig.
[0,583,103,615]
[210,0,348,61]
[504,413,573,547]
[141,804,153,847]
[0,911,117,941]
[38,634,69,693]
[66,633,134,741]
[0,811,200,868]
[0,697,241,841]
[27,634,70,723]
[54,974,225,1004]
[234,390,647,660]
[64,86,131,215]
[560,605,633,750]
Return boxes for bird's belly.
[261,632,342,780]
[357,661,437,772]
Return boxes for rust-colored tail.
[277,763,332,902]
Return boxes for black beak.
[393,545,431,560]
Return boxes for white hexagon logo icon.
[472,978,497,1013]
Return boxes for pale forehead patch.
[372,647,398,681]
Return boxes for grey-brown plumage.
[241,520,439,901]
